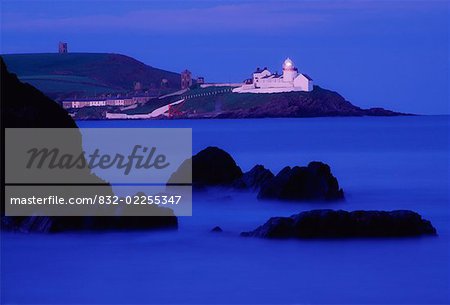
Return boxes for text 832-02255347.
[98,195,183,205]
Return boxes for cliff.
[0,58,178,232]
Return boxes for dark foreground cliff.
[0,58,177,232]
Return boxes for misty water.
[2,116,449,304]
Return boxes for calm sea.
[2,116,449,304]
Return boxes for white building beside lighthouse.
[233,58,313,93]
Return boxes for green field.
[20,79,121,95]
[20,75,95,82]
[1,53,181,97]
[18,74,120,95]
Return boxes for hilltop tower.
[58,42,68,54]
[181,70,192,89]
[197,77,205,85]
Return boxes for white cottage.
[233,58,313,93]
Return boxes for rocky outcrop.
[192,147,243,186]
[211,226,223,233]
[0,58,178,232]
[170,148,344,202]
[258,162,344,201]
[233,165,274,190]
[169,146,243,188]
[241,209,437,238]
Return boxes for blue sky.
[1,0,448,114]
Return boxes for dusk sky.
[1,0,448,114]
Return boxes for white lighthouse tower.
[232,56,313,93]
[282,58,297,83]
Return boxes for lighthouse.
[282,58,297,82]
[233,57,313,93]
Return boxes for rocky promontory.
[168,86,406,119]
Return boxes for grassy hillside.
[1,53,181,98]
[125,86,234,115]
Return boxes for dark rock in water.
[170,148,344,203]
[241,209,437,238]
[192,147,242,186]
[0,58,178,233]
[2,212,178,233]
[233,165,274,190]
[257,162,344,201]
[211,226,223,233]
[169,146,243,188]
[241,217,294,238]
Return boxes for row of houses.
[61,95,155,109]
